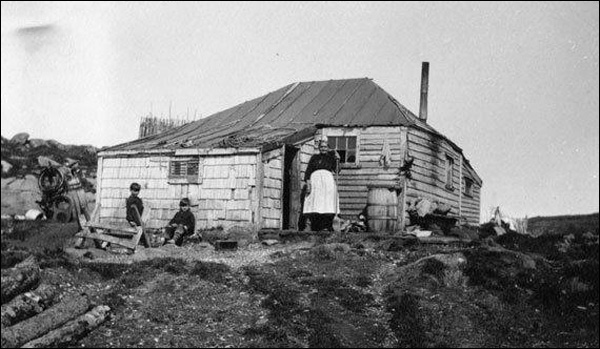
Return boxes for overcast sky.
[1,1,598,220]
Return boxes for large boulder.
[10,132,30,145]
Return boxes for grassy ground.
[1,220,598,348]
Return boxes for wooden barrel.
[367,185,398,232]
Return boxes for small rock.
[25,209,44,220]
[1,160,13,174]
[262,239,279,246]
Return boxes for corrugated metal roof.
[106,78,439,152]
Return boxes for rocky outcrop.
[1,134,98,216]
[10,133,30,146]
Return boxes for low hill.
[527,213,599,236]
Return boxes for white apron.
[303,170,339,214]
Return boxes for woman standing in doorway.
[303,137,340,231]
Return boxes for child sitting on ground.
[164,198,195,246]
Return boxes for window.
[464,177,474,197]
[328,136,357,164]
[169,157,201,183]
[445,155,454,189]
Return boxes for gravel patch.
[65,241,315,269]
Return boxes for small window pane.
[187,161,199,176]
[347,137,356,149]
[328,137,334,149]
[324,135,358,164]
[172,162,182,176]
[338,137,347,150]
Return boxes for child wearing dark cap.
[164,198,195,246]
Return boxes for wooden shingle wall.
[98,156,170,228]
[196,154,257,229]
[261,148,283,229]
[98,153,258,230]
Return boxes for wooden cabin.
[96,69,482,231]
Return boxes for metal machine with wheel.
[37,166,72,222]
[36,162,88,224]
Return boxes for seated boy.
[164,198,195,246]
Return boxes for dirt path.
[65,241,315,269]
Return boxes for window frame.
[445,154,455,190]
[463,177,474,197]
[322,129,361,168]
[168,157,202,184]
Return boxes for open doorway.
[282,145,301,230]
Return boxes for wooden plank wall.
[98,154,258,230]
[405,128,481,224]
[334,126,403,220]
[460,171,481,224]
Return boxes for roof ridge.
[295,77,372,85]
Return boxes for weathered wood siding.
[460,164,481,225]
[97,126,481,230]
[325,126,404,220]
[405,127,481,223]
[98,153,259,230]
[261,148,283,229]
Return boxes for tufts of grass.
[1,250,30,268]
[421,258,447,280]
[100,289,127,311]
[354,274,372,288]
[189,261,231,284]
[83,262,130,280]
[385,291,426,348]
[83,258,189,281]
[35,246,76,269]
[287,268,313,279]
[244,266,302,317]
[301,276,374,313]
[4,220,43,241]
[198,226,226,245]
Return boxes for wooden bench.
[74,203,151,252]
